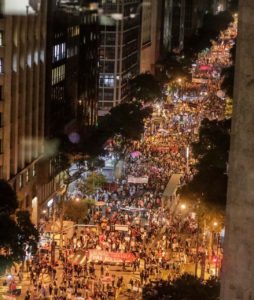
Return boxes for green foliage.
[221,45,236,99]
[16,211,39,255]
[159,54,192,83]
[180,118,231,210]
[228,0,238,12]
[142,274,220,300]
[130,73,163,103]
[83,102,152,156]
[0,181,39,275]
[0,179,18,215]
[78,172,107,195]
[102,102,152,140]
[86,157,105,171]
[64,198,95,223]
[186,11,233,56]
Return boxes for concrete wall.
[220,1,254,299]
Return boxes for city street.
[0,15,237,300]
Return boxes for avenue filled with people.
[1,16,237,300]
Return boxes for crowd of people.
[2,17,237,300]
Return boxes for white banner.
[114,224,129,232]
[192,77,208,84]
[127,175,148,184]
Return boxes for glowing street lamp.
[180,203,186,210]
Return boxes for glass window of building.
[26,170,29,182]
[52,43,66,63]
[0,58,3,73]
[99,74,115,87]
[52,64,66,85]
[32,165,36,177]
[0,31,3,46]
[19,174,23,188]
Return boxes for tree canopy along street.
[0,14,238,300]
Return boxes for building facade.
[39,1,100,216]
[140,0,162,74]
[45,0,99,137]
[0,0,47,223]
[161,0,214,54]
[220,0,254,299]
[0,0,100,223]
[98,0,141,114]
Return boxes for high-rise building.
[98,0,141,115]
[161,0,173,54]
[0,0,100,224]
[35,1,100,217]
[161,0,213,54]
[45,0,99,137]
[0,0,47,223]
[140,0,162,74]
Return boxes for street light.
[186,146,190,174]
[180,203,186,210]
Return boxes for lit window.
[52,43,66,63]
[52,64,65,85]
[0,31,3,46]
[32,165,36,177]
[68,26,80,37]
[99,74,115,87]
[0,58,3,73]
[25,170,29,182]
[19,174,23,188]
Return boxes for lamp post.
[186,146,190,175]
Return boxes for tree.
[101,102,152,141]
[16,211,39,256]
[228,0,238,12]
[221,44,236,99]
[180,118,231,210]
[142,274,220,300]
[0,180,39,275]
[0,179,18,215]
[84,101,152,156]
[78,172,107,196]
[158,53,192,83]
[129,73,163,103]
[185,11,233,57]
[64,198,95,223]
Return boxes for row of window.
[67,46,78,58]
[0,58,3,73]
[0,31,3,46]
[53,43,66,63]
[19,165,36,189]
[52,64,65,85]
[99,74,115,87]
[68,26,80,37]
[83,13,97,25]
